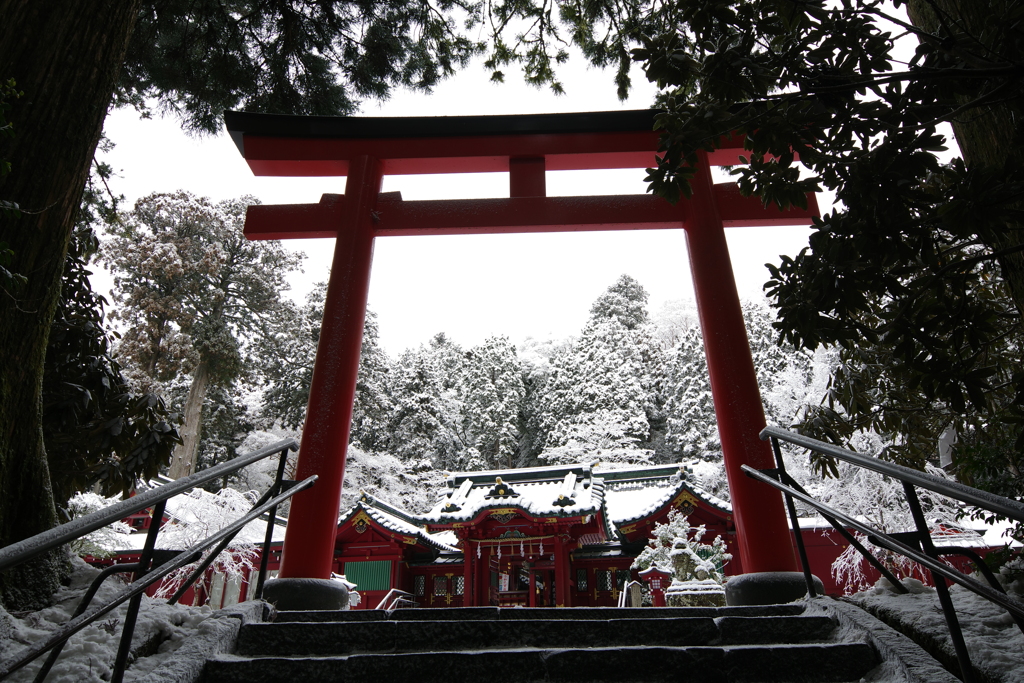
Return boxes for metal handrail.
[617,579,644,608]
[375,588,417,612]
[0,438,299,572]
[753,427,1024,683]
[0,438,306,683]
[760,426,1024,522]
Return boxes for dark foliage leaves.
[476,0,1024,507]
[43,223,180,506]
[119,0,482,133]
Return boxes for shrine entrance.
[224,109,818,596]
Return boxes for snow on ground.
[849,571,1024,683]
[0,557,213,682]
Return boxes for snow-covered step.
[235,615,838,657]
[272,604,808,622]
[205,642,879,683]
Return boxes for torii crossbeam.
[225,109,816,596]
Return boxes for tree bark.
[906,0,1024,314]
[0,0,140,609]
[169,361,211,479]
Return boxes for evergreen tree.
[660,301,820,462]
[257,282,394,454]
[350,310,395,453]
[662,324,718,460]
[43,223,180,505]
[388,334,467,470]
[538,276,663,466]
[102,191,302,479]
[589,274,651,330]
[257,283,327,431]
[460,336,526,470]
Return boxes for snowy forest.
[73,190,841,516]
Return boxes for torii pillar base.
[262,577,350,611]
[725,572,825,606]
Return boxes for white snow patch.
[0,558,214,683]
[850,576,1024,683]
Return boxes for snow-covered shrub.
[231,430,298,488]
[65,492,133,558]
[631,509,731,585]
[154,487,261,601]
[819,458,967,594]
[687,460,730,502]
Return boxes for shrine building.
[331,462,735,609]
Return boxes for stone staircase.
[203,603,884,682]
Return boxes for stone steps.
[202,604,881,683]
[272,604,807,622]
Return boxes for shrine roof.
[356,491,431,529]
[599,463,731,528]
[339,498,458,553]
[418,463,605,524]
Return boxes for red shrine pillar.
[684,153,798,575]
[463,538,475,607]
[278,156,383,580]
[553,534,571,607]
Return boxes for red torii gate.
[224,109,816,595]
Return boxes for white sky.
[98,55,816,355]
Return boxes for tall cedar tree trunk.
[907,0,1024,314]
[168,361,211,479]
[0,0,140,609]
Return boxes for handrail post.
[903,482,976,683]
[771,438,816,598]
[256,446,292,599]
[111,499,166,683]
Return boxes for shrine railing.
[747,426,1024,683]
[0,438,314,683]
[375,588,417,612]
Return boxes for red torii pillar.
[224,109,810,596]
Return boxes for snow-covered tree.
[785,432,969,593]
[257,281,394,452]
[388,334,467,469]
[662,324,719,460]
[341,445,447,514]
[460,336,526,470]
[102,192,303,479]
[154,487,262,602]
[661,300,825,462]
[631,509,731,586]
[589,274,650,330]
[256,283,325,431]
[536,276,664,467]
[350,310,395,453]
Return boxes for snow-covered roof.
[600,463,731,527]
[418,463,605,524]
[341,497,459,553]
